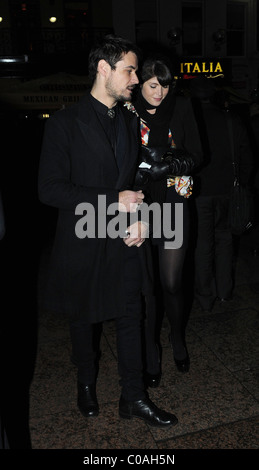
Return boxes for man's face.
[105,51,139,102]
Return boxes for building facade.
[113,0,259,99]
[0,0,258,99]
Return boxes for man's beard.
[105,81,134,103]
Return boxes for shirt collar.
[90,94,117,117]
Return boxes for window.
[182,2,203,56]
[135,0,158,44]
[227,2,246,56]
[257,0,259,52]
[9,0,42,54]
[64,1,91,30]
[64,1,91,53]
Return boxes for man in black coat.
[38,35,178,427]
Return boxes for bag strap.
[226,112,239,184]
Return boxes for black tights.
[158,245,187,359]
[145,244,187,373]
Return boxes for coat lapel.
[77,94,119,180]
[115,105,139,190]
[76,95,138,189]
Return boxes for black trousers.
[194,194,233,310]
[69,247,146,402]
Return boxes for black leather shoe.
[145,372,161,388]
[119,396,178,427]
[77,382,99,417]
[174,355,190,373]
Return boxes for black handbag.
[227,114,254,235]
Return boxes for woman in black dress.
[126,56,202,384]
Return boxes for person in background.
[190,77,253,311]
[0,112,41,448]
[0,190,8,449]
[38,35,178,428]
[248,92,259,255]
[126,56,203,385]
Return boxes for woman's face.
[141,76,169,107]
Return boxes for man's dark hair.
[88,34,141,82]
[140,56,173,87]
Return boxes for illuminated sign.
[173,58,231,80]
[180,61,223,75]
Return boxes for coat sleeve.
[38,113,119,211]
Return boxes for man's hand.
[118,190,144,212]
[123,221,148,247]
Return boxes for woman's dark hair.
[88,34,141,82]
[140,56,173,87]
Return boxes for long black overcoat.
[38,93,152,323]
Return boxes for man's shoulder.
[55,93,90,115]
[49,93,91,124]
